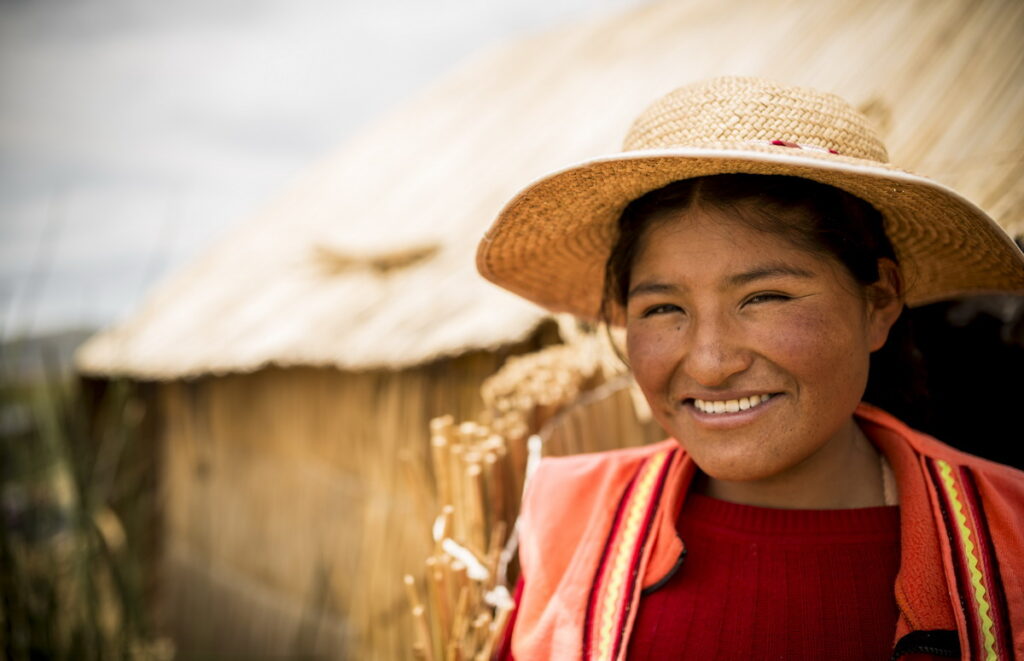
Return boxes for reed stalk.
[405,329,662,658]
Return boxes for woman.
[476,78,1024,660]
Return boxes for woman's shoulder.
[519,440,680,545]
[531,439,679,479]
[857,402,1024,486]
[525,440,680,508]
[516,440,682,614]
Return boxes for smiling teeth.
[693,394,772,414]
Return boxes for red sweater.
[626,493,901,659]
[501,494,901,660]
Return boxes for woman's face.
[625,207,896,487]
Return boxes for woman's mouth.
[691,393,776,414]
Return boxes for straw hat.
[476,76,1024,322]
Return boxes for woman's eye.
[744,293,791,306]
[642,303,683,317]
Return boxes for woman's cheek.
[627,324,682,400]
[755,310,830,364]
[754,304,867,388]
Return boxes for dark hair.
[601,174,928,424]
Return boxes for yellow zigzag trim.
[592,450,671,661]
[936,459,999,661]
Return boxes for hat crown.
[624,77,889,163]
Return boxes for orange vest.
[513,404,1024,660]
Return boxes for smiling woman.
[614,175,902,510]
[476,77,1024,660]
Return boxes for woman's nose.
[680,316,752,387]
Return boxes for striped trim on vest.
[582,446,677,661]
[927,458,1015,661]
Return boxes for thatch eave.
[76,0,1024,380]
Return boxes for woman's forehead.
[630,210,851,286]
[634,208,809,262]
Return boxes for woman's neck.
[700,419,887,510]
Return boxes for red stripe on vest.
[583,447,676,661]
[927,457,1014,661]
[958,466,1015,660]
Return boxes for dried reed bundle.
[407,329,664,658]
[405,412,525,661]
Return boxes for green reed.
[1,341,172,661]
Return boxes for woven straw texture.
[77,0,1024,378]
[625,77,889,161]
[478,77,1024,321]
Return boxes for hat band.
[763,139,840,155]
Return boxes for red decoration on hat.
[769,139,839,155]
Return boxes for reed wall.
[150,336,553,660]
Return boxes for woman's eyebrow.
[728,263,815,286]
[628,264,815,299]
[627,281,681,300]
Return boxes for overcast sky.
[0,0,644,340]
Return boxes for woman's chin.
[696,460,781,486]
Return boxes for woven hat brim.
[477,146,1024,323]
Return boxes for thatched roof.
[77,0,1024,379]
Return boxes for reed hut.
[76,0,1023,658]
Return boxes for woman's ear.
[866,258,904,351]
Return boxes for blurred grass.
[1,341,172,660]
